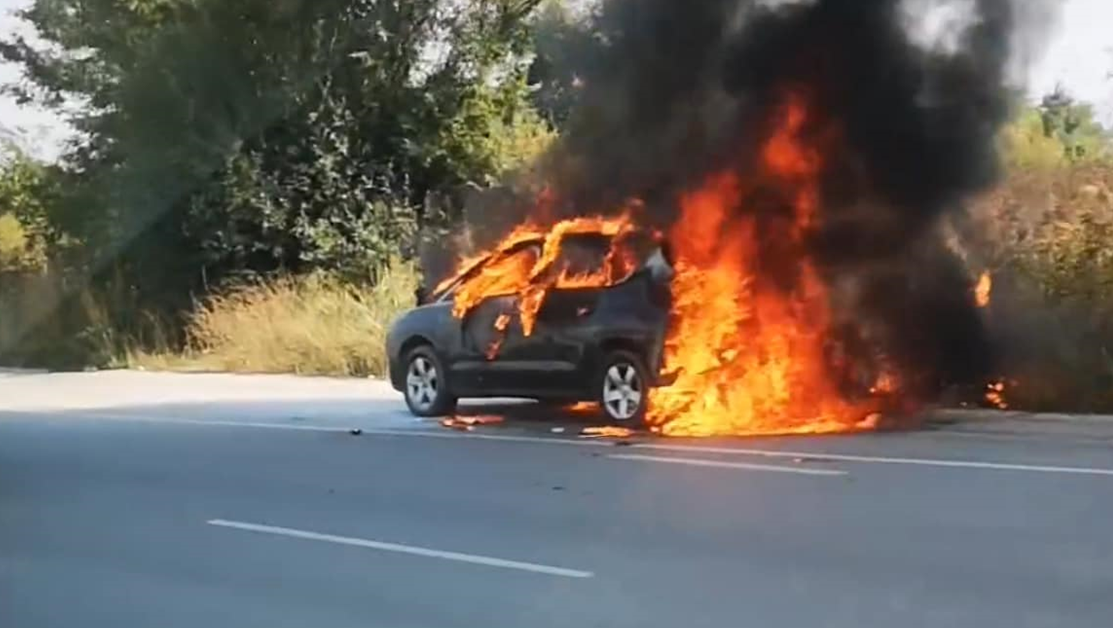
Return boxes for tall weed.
[155,261,420,377]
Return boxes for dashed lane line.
[207,519,593,579]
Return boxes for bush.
[966,161,1113,411]
[141,261,420,377]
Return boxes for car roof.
[429,227,665,302]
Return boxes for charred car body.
[387,229,675,425]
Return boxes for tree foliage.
[0,148,53,271]
[1001,91,1112,171]
[1037,88,1112,163]
[526,0,596,126]
[1,0,549,306]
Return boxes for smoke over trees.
[526,0,1057,401]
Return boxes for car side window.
[435,244,540,304]
[551,235,612,280]
[473,244,541,297]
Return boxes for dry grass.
[132,261,420,377]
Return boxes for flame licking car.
[389,94,901,437]
[389,87,1001,437]
[386,223,677,426]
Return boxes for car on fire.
[386,228,676,425]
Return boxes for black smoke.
[531,0,1054,402]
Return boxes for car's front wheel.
[403,346,456,417]
[598,350,648,426]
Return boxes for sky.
[1027,0,1112,119]
[1,0,1111,160]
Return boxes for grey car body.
[386,231,675,414]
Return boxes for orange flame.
[581,426,635,438]
[486,313,512,360]
[436,93,882,437]
[646,95,879,436]
[444,214,638,337]
[985,379,1008,410]
[975,271,992,308]
[440,416,506,431]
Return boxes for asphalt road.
[4,384,1113,627]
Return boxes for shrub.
[152,261,420,378]
[967,161,1113,411]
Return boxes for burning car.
[386,94,904,438]
[386,221,677,425]
[394,0,1011,439]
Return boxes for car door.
[449,245,544,395]
[525,234,618,391]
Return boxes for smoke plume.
[529,0,1055,401]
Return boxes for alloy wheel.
[406,356,439,412]
[603,362,643,421]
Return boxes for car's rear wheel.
[403,346,456,417]
[598,350,648,426]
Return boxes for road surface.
[3,371,1113,627]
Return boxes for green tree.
[0,148,53,271]
[527,0,596,126]
[1038,87,1111,163]
[2,0,547,307]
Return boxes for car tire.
[402,346,457,417]
[597,350,649,426]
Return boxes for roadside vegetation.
[968,97,1113,411]
[1,0,568,374]
[139,262,421,377]
[2,1,1113,409]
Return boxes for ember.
[975,272,993,309]
[985,380,1009,410]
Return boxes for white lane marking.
[631,443,1113,477]
[207,519,593,579]
[355,427,611,447]
[368,430,1113,476]
[81,414,349,432]
[609,454,847,476]
[68,414,1113,477]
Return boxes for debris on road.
[440,418,474,431]
[439,416,505,431]
[349,428,363,436]
[580,426,635,439]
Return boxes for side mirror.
[414,286,429,306]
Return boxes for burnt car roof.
[428,228,669,304]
